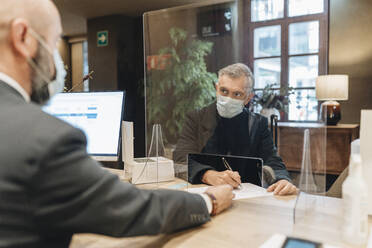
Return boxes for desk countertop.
[70,168,368,248]
[278,122,359,129]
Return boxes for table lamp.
[316,75,349,125]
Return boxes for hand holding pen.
[201,157,242,189]
[222,157,242,189]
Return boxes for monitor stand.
[101,161,124,170]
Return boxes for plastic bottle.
[342,153,368,245]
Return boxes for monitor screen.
[43,91,125,161]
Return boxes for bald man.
[0,1,234,247]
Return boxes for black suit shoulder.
[0,98,87,174]
[0,84,211,248]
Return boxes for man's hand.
[267,180,297,196]
[202,170,241,189]
[205,185,234,215]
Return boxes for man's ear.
[9,19,37,59]
[244,92,254,105]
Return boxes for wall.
[87,15,145,158]
[87,16,120,91]
[329,0,372,124]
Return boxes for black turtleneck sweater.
[202,109,250,156]
[174,102,291,185]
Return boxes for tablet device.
[188,153,263,186]
[281,237,322,248]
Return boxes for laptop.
[188,153,263,186]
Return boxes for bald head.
[0,0,62,43]
[0,0,62,96]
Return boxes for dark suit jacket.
[0,81,210,248]
[173,102,291,184]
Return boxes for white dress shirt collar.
[0,72,30,102]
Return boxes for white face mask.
[216,94,245,118]
[27,29,66,104]
[48,51,67,97]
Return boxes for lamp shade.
[316,75,349,101]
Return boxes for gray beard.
[30,45,52,105]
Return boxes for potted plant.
[146,27,217,145]
[251,83,294,120]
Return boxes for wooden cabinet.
[277,123,359,175]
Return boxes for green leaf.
[146,27,217,143]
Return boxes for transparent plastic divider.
[290,122,343,245]
[143,0,243,192]
[293,128,320,224]
[142,0,329,238]
[128,124,186,191]
[298,129,318,193]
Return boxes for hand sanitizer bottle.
[342,153,368,245]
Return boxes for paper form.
[187,183,273,200]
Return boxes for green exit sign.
[97,30,108,47]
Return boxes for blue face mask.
[216,94,245,118]
[27,29,66,104]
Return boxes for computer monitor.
[43,91,125,161]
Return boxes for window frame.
[244,0,329,122]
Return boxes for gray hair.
[218,63,254,93]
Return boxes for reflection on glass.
[289,55,318,88]
[145,26,217,145]
[252,89,281,114]
[289,21,319,55]
[288,0,324,17]
[254,25,281,58]
[254,58,281,89]
[199,8,232,37]
[251,0,284,22]
[289,89,318,121]
[83,41,89,91]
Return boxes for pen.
[222,157,242,189]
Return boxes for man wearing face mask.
[0,0,235,247]
[174,63,297,196]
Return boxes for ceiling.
[53,0,211,36]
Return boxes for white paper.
[367,227,372,248]
[259,234,286,248]
[187,183,273,200]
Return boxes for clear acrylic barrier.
[126,124,188,191]
[144,0,243,189]
[143,1,330,242]
[290,123,334,243]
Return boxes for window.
[251,0,284,22]
[246,0,328,121]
